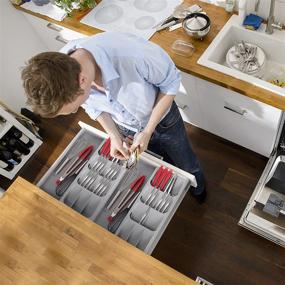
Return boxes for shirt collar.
[76,42,120,87]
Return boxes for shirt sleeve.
[81,104,102,120]
[137,43,181,95]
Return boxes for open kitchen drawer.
[38,122,196,254]
[239,152,285,247]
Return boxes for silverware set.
[143,166,175,211]
[152,175,177,213]
[90,137,122,180]
[78,172,110,197]
[129,166,177,230]
[54,139,181,251]
[54,145,94,196]
[77,138,123,194]
[230,41,261,74]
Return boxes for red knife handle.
[79,145,94,160]
[151,166,164,187]
[100,138,110,156]
[160,169,173,191]
[156,167,169,189]
[130,175,145,193]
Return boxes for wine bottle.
[1,137,30,155]
[0,158,13,171]
[0,149,21,165]
[8,127,34,148]
[0,140,22,157]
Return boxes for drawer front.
[37,122,196,254]
[175,72,204,128]
[196,77,282,157]
[23,13,86,50]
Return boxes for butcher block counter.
[0,177,195,285]
[14,0,285,110]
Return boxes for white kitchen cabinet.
[195,77,282,157]
[22,13,87,51]
[175,71,205,128]
[0,1,47,112]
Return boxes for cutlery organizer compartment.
[113,167,190,253]
[38,129,105,198]
[38,122,196,254]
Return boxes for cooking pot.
[182,13,211,40]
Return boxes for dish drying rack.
[226,41,266,75]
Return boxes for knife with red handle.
[56,145,94,185]
[107,175,145,221]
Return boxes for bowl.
[182,13,211,40]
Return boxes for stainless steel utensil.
[107,175,145,221]
[55,160,88,197]
[182,13,211,40]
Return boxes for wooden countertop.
[0,177,195,285]
[14,0,285,110]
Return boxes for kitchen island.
[0,177,196,284]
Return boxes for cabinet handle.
[55,35,69,44]
[176,103,188,110]
[224,102,247,116]
[47,23,63,32]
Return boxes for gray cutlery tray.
[38,125,191,254]
[115,170,189,253]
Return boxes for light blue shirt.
[60,32,181,132]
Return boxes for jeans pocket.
[158,102,181,130]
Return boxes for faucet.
[265,0,283,34]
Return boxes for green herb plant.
[54,0,97,15]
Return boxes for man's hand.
[130,130,152,155]
[110,135,130,160]
[129,93,174,155]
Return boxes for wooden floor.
[1,109,285,285]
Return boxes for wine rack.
[0,106,42,179]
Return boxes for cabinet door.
[196,77,282,157]
[22,13,86,51]
[175,71,204,128]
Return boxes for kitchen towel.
[21,1,66,21]
[243,13,263,30]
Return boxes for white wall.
[239,0,285,23]
[0,1,46,112]
[256,0,285,23]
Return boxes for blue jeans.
[117,102,205,195]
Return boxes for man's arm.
[129,42,180,154]
[130,92,175,153]
[97,112,129,159]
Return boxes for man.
[22,32,206,202]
